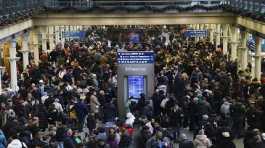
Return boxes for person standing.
[193,130,212,148]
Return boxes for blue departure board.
[184,30,208,37]
[117,52,154,64]
[128,76,145,99]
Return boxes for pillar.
[48,26,55,50]
[0,43,3,66]
[209,24,214,44]
[9,37,19,91]
[61,26,66,44]
[222,24,229,55]
[21,33,30,70]
[32,30,39,66]
[41,27,47,52]
[255,36,262,81]
[239,31,248,70]
[230,26,239,61]
[0,67,5,94]
[0,43,4,93]
[199,24,205,40]
[195,24,200,42]
[55,26,60,44]
[216,24,221,50]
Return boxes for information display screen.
[128,76,145,99]
[117,52,154,64]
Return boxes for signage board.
[128,75,145,99]
[184,30,208,37]
[117,51,154,64]
[62,31,86,39]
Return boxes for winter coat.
[0,130,6,148]
[220,102,231,117]
[119,134,131,148]
[7,139,27,148]
[90,95,100,113]
[193,135,212,148]
[179,139,194,148]
[214,139,235,148]
[63,136,76,148]
[75,102,88,122]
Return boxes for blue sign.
[62,31,86,39]
[184,30,208,37]
[117,52,154,64]
[128,76,145,99]
[129,33,140,44]
[247,38,256,52]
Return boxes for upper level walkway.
[0,0,265,41]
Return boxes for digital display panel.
[117,52,154,64]
[128,76,145,99]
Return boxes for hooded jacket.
[7,139,27,148]
[193,135,212,148]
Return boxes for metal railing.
[0,0,264,14]
[44,0,225,9]
[0,0,265,27]
[0,0,44,15]
[0,0,45,27]
[223,0,265,14]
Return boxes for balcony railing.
[0,0,45,27]
[44,0,225,9]
[222,0,265,21]
[0,0,265,27]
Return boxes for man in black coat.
[179,134,193,148]
[174,74,186,101]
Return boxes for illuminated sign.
[117,51,154,64]
[184,30,208,37]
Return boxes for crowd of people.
[0,25,264,148]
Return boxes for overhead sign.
[117,51,154,64]
[62,31,86,39]
[184,30,208,37]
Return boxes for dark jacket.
[179,139,194,148]
[214,139,235,148]
[63,136,76,148]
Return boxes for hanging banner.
[247,37,256,52]
[184,30,208,37]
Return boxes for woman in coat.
[90,92,100,114]
[193,130,212,148]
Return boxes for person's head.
[66,128,73,137]
[198,129,205,135]
[155,130,163,140]
[179,133,187,141]
[99,90,105,96]
[253,129,262,142]
[109,128,116,135]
